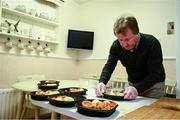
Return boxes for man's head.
[113,15,139,51]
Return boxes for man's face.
[115,28,138,51]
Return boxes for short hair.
[113,15,139,35]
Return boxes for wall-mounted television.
[67,29,94,50]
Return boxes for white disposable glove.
[95,82,106,96]
[123,86,138,100]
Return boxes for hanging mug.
[17,42,24,50]
[27,44,34,51]
[5,41,13,49]
[44,47,51,53]
[36,44,43,52]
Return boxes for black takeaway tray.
[59,87,87,95]
[103,92,125,101]
[76,99,118,117]
[39,80,60,85]
[48,94,86,107]
[103,89,128,101]
[30,90,61,101]
[37,83,59,90]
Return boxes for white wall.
[175,0,180,98]
[0,0,176,59]
[77,0,176,59]
[54,0,82,58]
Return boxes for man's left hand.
[123,86,138,100]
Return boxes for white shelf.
[2,7,59,27]
[0,32,59,44]
[45,0,64,6]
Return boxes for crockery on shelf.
[44,47,51,53]
[17,42,24,50]
[2,1,9,8]
[5,38,13,49]
[39,12,49,20]
[15,5,27,13]
[29,9,36,16]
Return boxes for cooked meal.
[41,83,57,86]
[35,90,59,96]
[82,100,117,110]
[45,80,57,83]
[105,90,124,96]
[51,96,74,102]
[65,88,84,92]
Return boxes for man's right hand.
[95,82,106,96]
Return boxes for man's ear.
[115,32,119,37]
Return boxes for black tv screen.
[67,29,94,50]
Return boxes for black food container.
[59,87,87,95]
[49,94,86,107]
[37,82,59,90]
[76,99,118,117]
[39,80,59,85]
[103,93,125,101]
[30,90,61,101]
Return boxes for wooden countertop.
[119,97,180,120]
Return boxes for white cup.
[0,27,8,33]
[36,45,43,52]
[27,44,34,51]
[29,9,36,16]
[44,47,51,53]
[21,29,29,36]
[2,1,9,8]
[17,43,24,50]
[5,41,13,49]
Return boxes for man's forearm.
[99,66,114,84]
[99,57,118,84]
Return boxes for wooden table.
[30,88,157,120]
[119,97,180,120]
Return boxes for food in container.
[76,99,118,117]
[103,89,125,100]
[59,87,87,95]
[49,95,86,107]
[30,90,60,101]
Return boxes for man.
[95,15,165,99]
